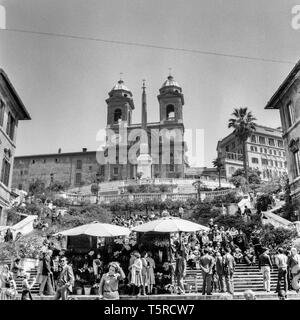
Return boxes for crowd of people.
[1,205,300,300]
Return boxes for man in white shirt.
[275,248,288,293]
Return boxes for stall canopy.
[53,221,130,237]
[132,216,209,233]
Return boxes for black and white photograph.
[0,0,300,308]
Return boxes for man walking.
[174,251,186,295]
[199,248,214,295]
[53,256,74,300]
[275,248,288,293]
[259,248,272,293]
[39,250,54,296]
[223,248,236,295]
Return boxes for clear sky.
[0,0,299,166]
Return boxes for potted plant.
[83,284,92,295]
[91,283,100,295]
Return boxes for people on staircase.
[258,248,273,293]
[21,272,36,300]
[275,248,288,294]
[199,248,214,295]
[288,247,300,293]
[53,256,74,300]
[223,247,236,295]
[174,251,186,295]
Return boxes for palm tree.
[212,157,224,189]
[228,107,257,184]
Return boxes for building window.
[273,150,276,156]
[114,109,122,123]
[32,159,35,164]
[275,161,278,167]
[283,152,285,157]
[6,112,15,141]
[250,146,254,152]
[1,158,10,187]
[259,136,266,145]
[0,99,5,126]
[269,138,275,146]
[288,102,296,126]
[113,167,119,175]
[166,104,175,120]
[278,140,283,148]
[76,160,82,170]
[251,135,256,143]
[269,160,274,166]
[75,173,82,185]
[264,148,267,153]
[278,151,281,156]
[260,148,263,153]
[231,142,235,149]
[18,184,22,190]
[225,146,229,152]
[50,173,54,183]
[262,158,268,165]
[293,150,300,178]
[251,157,259,164]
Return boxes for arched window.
[166,104,175,120]
[114,108,122,122]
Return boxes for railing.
[63,188,234,204]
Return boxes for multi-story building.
[265,61,300,203]
[12,148,105,191]
[217,124,287,181]
[103,75,186,180]
[0,69,31,224]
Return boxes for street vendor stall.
[53,222,131,295]
[132,216,209,263]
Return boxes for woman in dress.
[0,266,17,300]
[141,252,149,295]
[21,272,36,300]
[129,252,143,296]
[146,251,155,295]
[99,262,125,300]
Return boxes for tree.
[47,181,67,193]
[228,108,257,185]
[28,179,46,196]
[212,157,224,189]
[230,168,261,191]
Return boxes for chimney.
[58,148,62,154]
[82,148,87,153]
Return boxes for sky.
[0,0,299,167]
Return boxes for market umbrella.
[53,221,131,237]
[132,216,209,233]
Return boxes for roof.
[161,75,181,88]
[0,69,31,120]
[110,79,131,93]
[14,150,103,160]
[265,60,300,109]
[218,124,283,146]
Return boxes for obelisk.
[137,80,152,179]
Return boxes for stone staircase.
[184,263,280,293]
[14,266,40,294]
